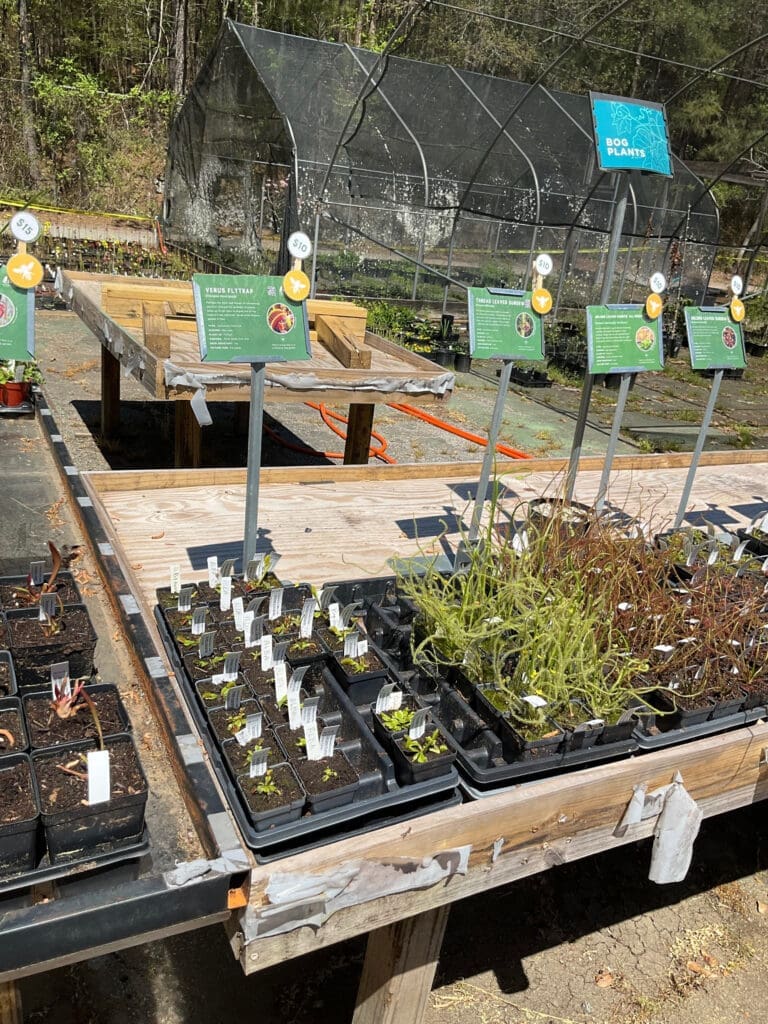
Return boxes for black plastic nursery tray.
[155,608,460,860]
[0,827,150,897]
[633,704,767,750]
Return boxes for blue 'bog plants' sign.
[589,93,672,177]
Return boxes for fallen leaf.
[702,953,718,968]
[151,532,165,540]
[758,900,768,914]
[686,961,709,975]
[595,970,614,988]
[131,564,143,570]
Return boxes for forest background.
[2,0,768,245]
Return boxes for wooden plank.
[100,346,120,439]
[174,402,202,468]
[83,450,768,495]
[0,982,22,1024]
[352,906,450,1024]
[142,302,171,358]
[307,299,368,322]
[316,314,370,367]
[233,723,768,974]
[103,282,193,312]
[344,404,375,464]
[365,330,445,372]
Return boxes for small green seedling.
[403,729,447,764]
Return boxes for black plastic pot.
[384,723,456,786]
[653,689,713,728]
[0,650,17,698]
[22,683,131,749]
[0,754,40,874]
[454,352,472,373]
[236,761,305,832]
[295,752,360,814]
[3,604,97,688]
[33,734,148,863]
[0,571,82,611]
[329,645,390,705]
[429,347,455,369]
[0,697,29,753]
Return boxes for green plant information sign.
[467,288,544,360]
[683,307,746,370]
[586,305,663,374]
[0,273,34,361]
[193,274,310,362]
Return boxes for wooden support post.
[101,345,121,440]
[174,402,202,468]
[0,981,22,1024]
[344,404,375,465]
[352,904,450,1024]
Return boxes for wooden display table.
[78,451,768,1024]
[61,272,454,467]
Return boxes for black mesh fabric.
[163,20,718,303]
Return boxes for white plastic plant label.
[220,558,236,579]
[300,598,317,639]
[198,631,216,659]
[246,595,268,615]
[273,661,288,703]
[177,586,193,613]
[357,637,369,657]
[301,696,320,726]
[87,749,111,805]
[341,602,363,628]
[328,603,342,630]
[268,588,284,621]
[376,683,402,715]
[39,593,57,622]
[219,575,232,611]
[169,564,181,594]
[287,692,302,731]
[522,694,547,708]
[29,560,45,586]
[50,661,70,699]
[224,684,245,710]
[232,597,245,632]
[304,720,321,761]
[408,708,429,740]
[245,614,264,649]
[245,712,263,740]
[344,632,359,659]
[191,607,207,635]
[246,558,261,582]
[319,587,337,611]
[207,556,218,588]
[273,641,290,665]
[319,725,340,759]
[223,652,241,681]
[249,749,269,778]
[261,634,274,671]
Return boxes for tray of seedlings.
[154,557,460,861]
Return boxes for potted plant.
[0,754,40,873]
[236,763,305,832]
[2,601,98,688]
[0,698,28,753]
[23,682,128,748]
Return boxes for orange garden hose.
[264,401,531,464]
[387,402,532,460]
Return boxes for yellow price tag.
[645,292,663,319]
[6,252,44,290]
[531,288,552,315]
[282,269,310,303]
[730,297,745,322]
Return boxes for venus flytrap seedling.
[380,707,415,732]
[321,766,338,782]
[403,729,448,763]
[255,770,281,797]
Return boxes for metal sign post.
[469,358,514,541]
[594,372,632,512]
[565,183,627,500]
[243,361,267,567]
[673,369,724,529]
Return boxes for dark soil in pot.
[34,738,146,817]
[0,659,14,697]
[236,762,304,828]
[5,607,97,687]
[0,758,36,825]
[0,573,81,610]
[207,699,262,743]
[221,731,284,777]
[0,700,27,753]
[194,674,251,709]
[23,687,127,747]
[294,752,359,813]
[0,755,38,873]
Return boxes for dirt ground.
[5,309,768,1023]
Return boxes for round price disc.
[645,292,663,319]
[282,268,310,302]
[730,296,745,322]
[287,231,312,260]
[649,271,666,294]
[534,253,553,276]
[731,274,744,297]
[6,252,44,289]
[10,210,41,243]
[531,287,552,315]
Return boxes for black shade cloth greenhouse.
[163,20,718,306]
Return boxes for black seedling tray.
[154,607,459,857]
[0,826,150,896]
[633,704,767,750]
